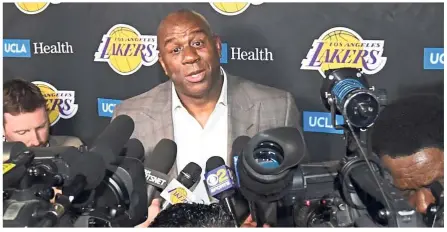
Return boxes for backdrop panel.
[3,2,444,162]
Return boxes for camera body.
[72,156,148,227]
[3,187,54,227]
[2,142,148,227]
[284,161,361,227]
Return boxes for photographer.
[3,79,84,155]
[3,79,84,206]
[371,94,443,214]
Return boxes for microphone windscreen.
[3,141,27,162]
[178,162,202,188]
[121,138,145,161]
[59,147,106,190]
[144,139,177,173]
[90,115,135,164]
[205,156,226,172]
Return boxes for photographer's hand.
[241,214,270,228]
[135,199,161,228]
[408,188,436,214]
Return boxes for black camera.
[235,68,438,227]
[3,115,148,227]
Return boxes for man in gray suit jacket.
[113,9,302,207]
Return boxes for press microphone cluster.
[142,139,249,227]
[141,138,205,212]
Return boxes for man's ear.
[213,35,222,58]
[158,54,168,76]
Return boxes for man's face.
[381,148,444,213]
[158,14,222,98]
[3,107,50,147]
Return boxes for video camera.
[235,68,443,227]
[2,115,148,227]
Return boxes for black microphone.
[90,115,135,165]
[3,141,28,162]
[120,138,145,161]
[161,162,202,208]
[177,162,202,189]
[144,139,177,205]
[205,156,238,227]
[3,142,35,189]
[60,148,107,191]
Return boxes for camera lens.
[253,142,283,169]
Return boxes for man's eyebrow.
[163,29,207,47]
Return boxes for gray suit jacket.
[112,73,302,180]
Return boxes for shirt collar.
[172,66,228,110]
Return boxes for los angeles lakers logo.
[15,2,59,15]
[168,187,188,204]
[94,24,158,76]
[210,2,263,16]
[32,81,78,126]
[301,27,387,77]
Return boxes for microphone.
[3,142,35,189]
[89,115,135,165]
[120,138,145,161]
[144,139,177,205]
[3,141,28,162]
[160,162,202,207]
[205,156,238,227]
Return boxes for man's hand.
[240,214,270,228]
[408,188,436,214]
[134,199,161,228]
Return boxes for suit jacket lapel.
[141,81,177,180]
[227,74,256,165]
[145,74,256,179]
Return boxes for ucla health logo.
[303,111,344,134]
[32,81,78,126]
[3,39,31,58]
[4,39,74,58]
[220,42,273,63]
[301,27,387,77]
[94,24,159,76]
[424,48,444,70]
[97,98,122,117]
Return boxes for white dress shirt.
[172,67,228,204]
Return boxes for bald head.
[157,9,213,42]
[155,9,223,100]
